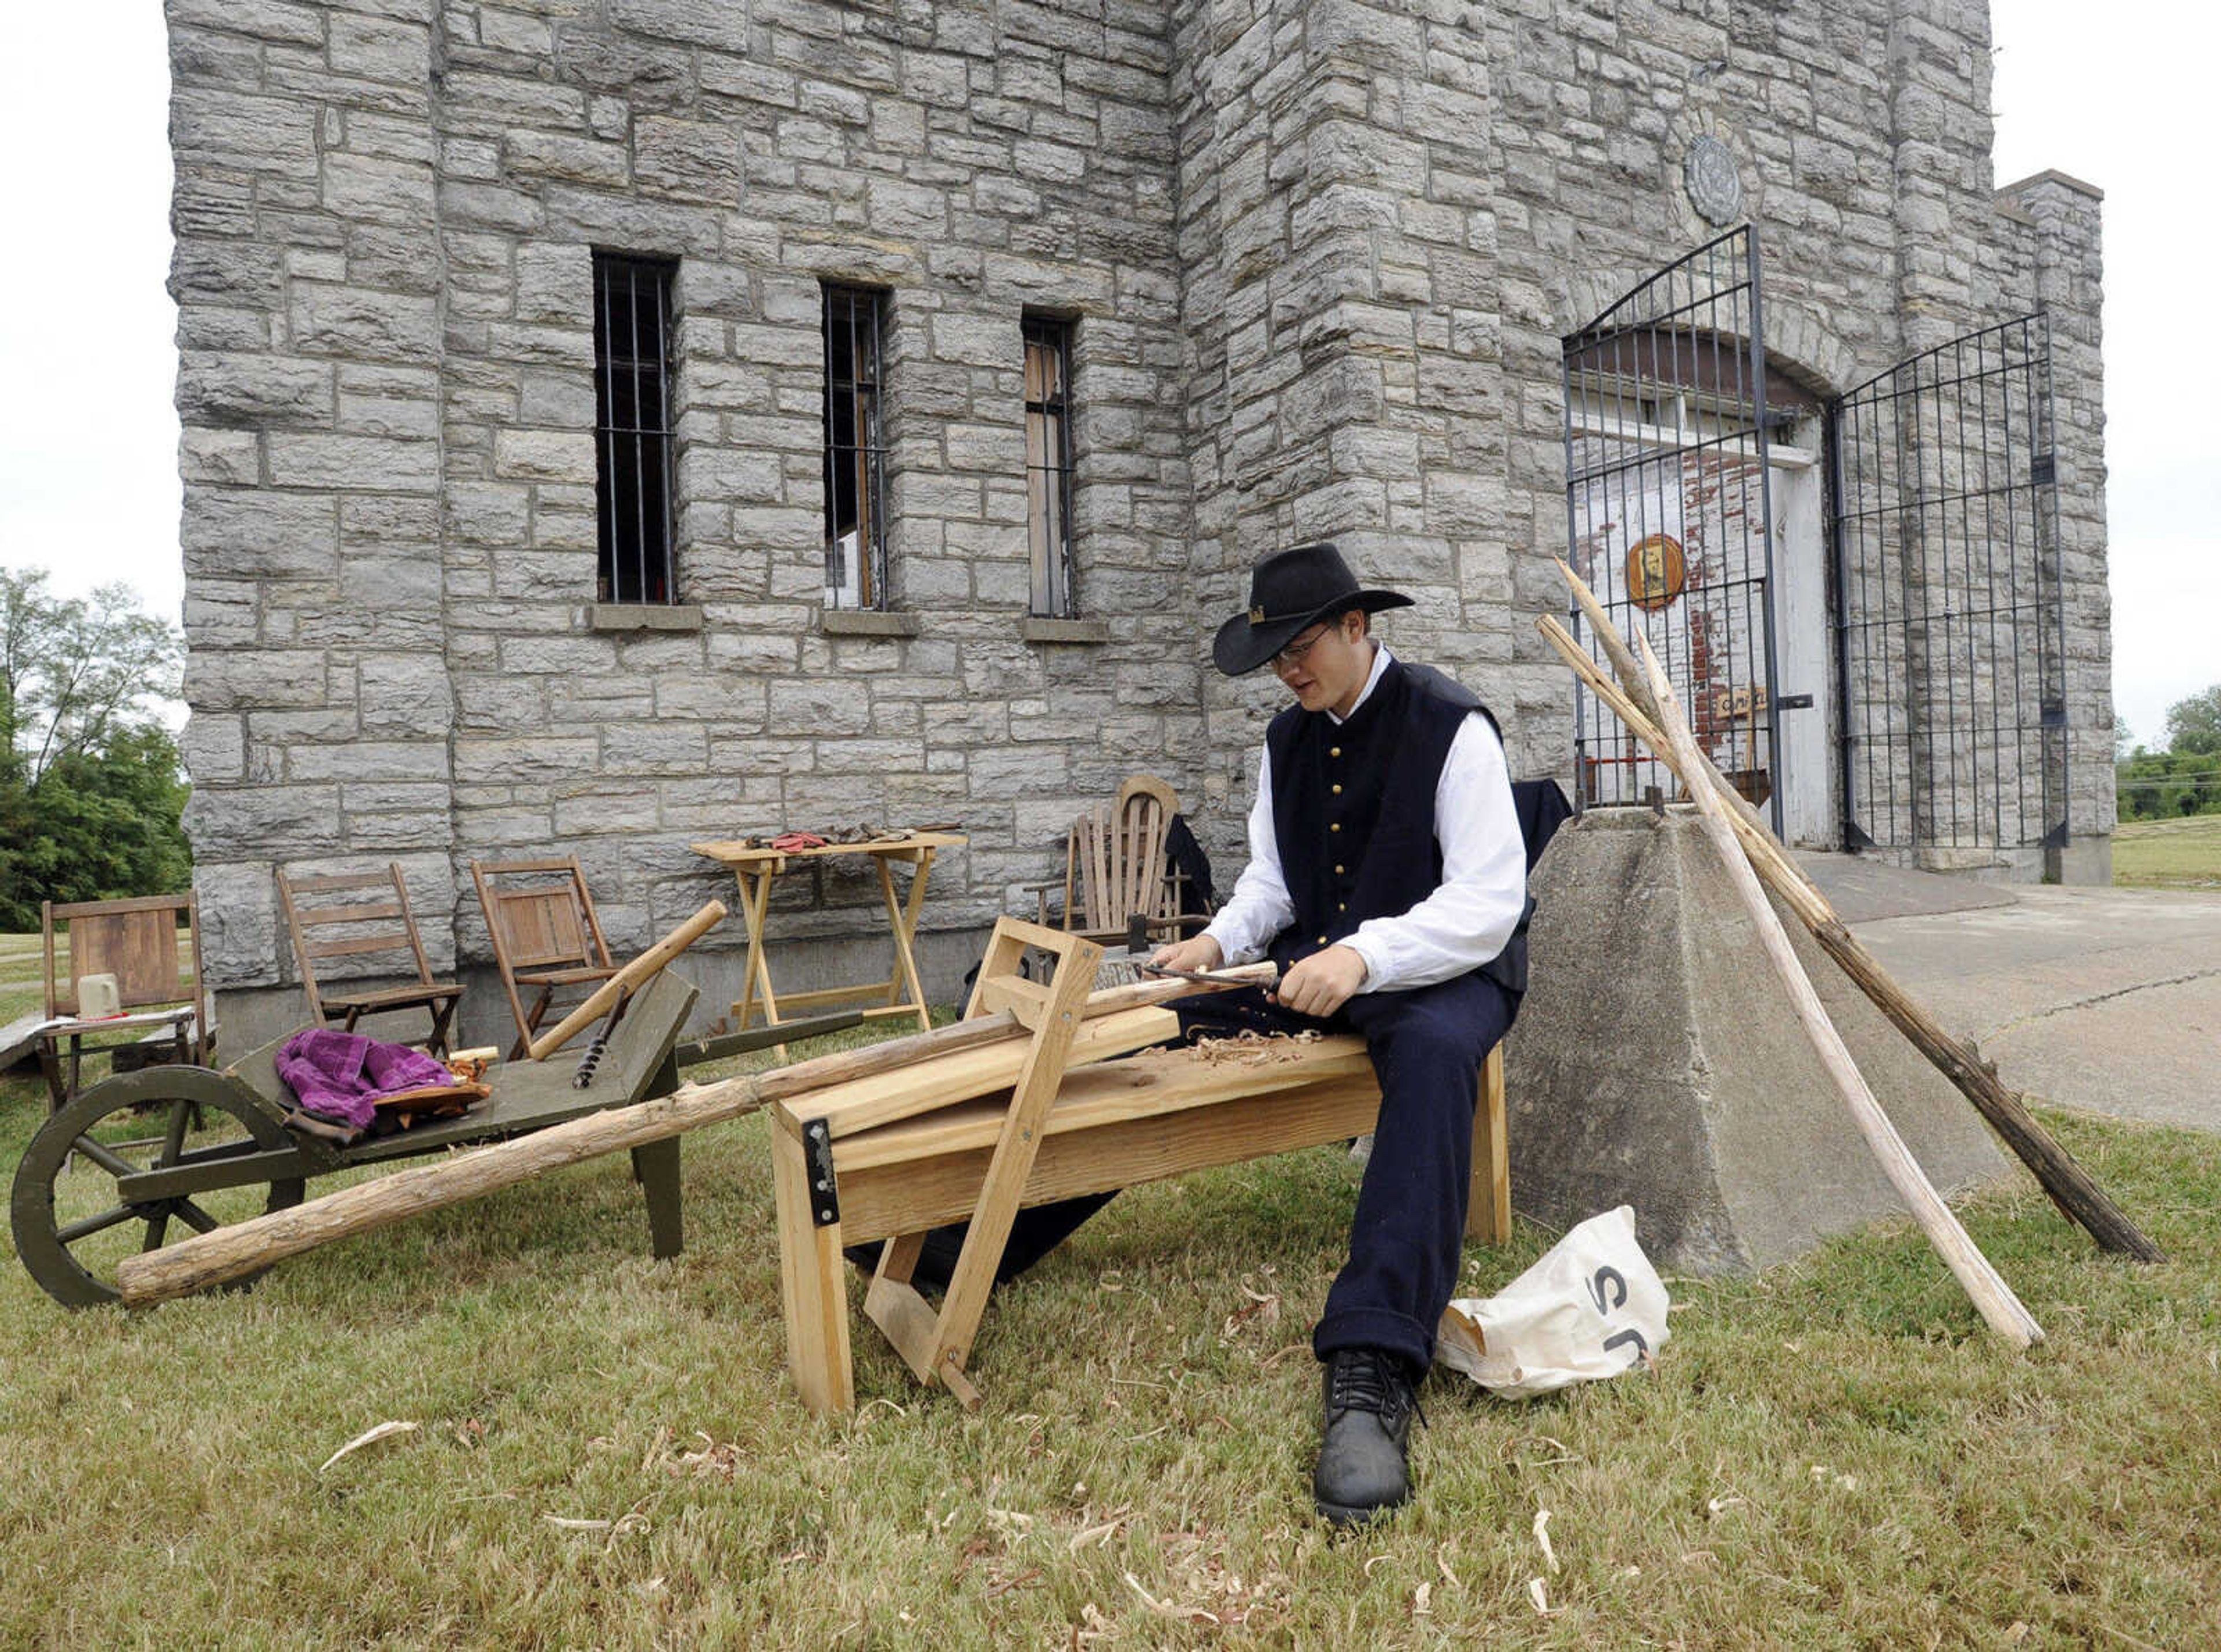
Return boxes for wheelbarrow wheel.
[10,1068,307,1308]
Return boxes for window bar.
[628,263,647,606]
[2006,328,2025,843]
[1894,370,1910,848]
[1715,248,1737,784]
[1973,327,1997,845]
[1963,333,1979,844]
[857,290,867,606]
[1720,246,1744,790]
[1920,348,1940,849]
[648,267,666,604]
[1620,338,1648,784]
[1055,335,1075,615]
[2034,314,2068,852]
[849,290,863,607]
[876,294,889,609]
[1938,330,1959,842]
[596,264,614,601]
[1562,337,1590,812]
[849,290,864,607]
[1746,234,1783,835]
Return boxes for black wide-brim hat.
[1211,542,1414,676]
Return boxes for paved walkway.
[1796,857,2221,1132]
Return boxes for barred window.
[592,253,677,605]
[1023,316,1076,618]
[822,284,890,610]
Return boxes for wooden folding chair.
[35,894,212,1112]
[276,864,463,1056]
[470,855,619,1059]
[1021,773,1212,947]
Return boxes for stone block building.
[167,0,2112,1046]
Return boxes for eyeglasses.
[1272,624,1335,671]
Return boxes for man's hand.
[1149,935,1224,974]
[1273,944,1368,1019]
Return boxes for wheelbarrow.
[10,967,859,1309]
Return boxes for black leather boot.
[1313,1347,1419,1526]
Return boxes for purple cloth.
[276,1028,454,1130]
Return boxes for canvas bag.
[1436,1205,1670,1399]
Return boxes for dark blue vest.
[1263,657,1528,995]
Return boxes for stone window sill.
[589,603,704,633]
[821,609,921,639]
[1020,617,1110,645]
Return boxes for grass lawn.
[5,1028,2220,1647]
[2113,814,2221,891]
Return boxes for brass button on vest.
[1329,746,1342,758]
[1334,864,1345,875]
[1331,783,1342,795]
[1317,934,1328,945]
[1330,822,1340,832]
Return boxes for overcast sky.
[0,3,2211,747]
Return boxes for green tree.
[0,570,190,930]
[2164,685,2221,757]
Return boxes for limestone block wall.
[1170,0,1514,835]
[170,0,2114,1040]
[170,0,1207,1037]
[170,0,458,1006]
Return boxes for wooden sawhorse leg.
[772,919,1101,1415]
[872,846,937,1035]
[770,1110,855,1414]
[729,862,789,1061]
[1464,1044,1510,1244]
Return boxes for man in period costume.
[1151,541,1529,1526]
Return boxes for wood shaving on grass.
[667,1432,744,1481]
[1125,1572,1220,1625]
[317,1420,418,1474]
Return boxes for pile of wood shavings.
[1187,1028,1324,1067]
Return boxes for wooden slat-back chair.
[276,864,463,1056]
[1024,774,1212,948]
[36,894,211,1111]
[470,854,619,1059]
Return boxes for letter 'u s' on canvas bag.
[1436,1205,1670,1399]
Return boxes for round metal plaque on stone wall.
[1684,135,1743,225]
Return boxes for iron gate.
[1828,315,2067,862]
[1561,227,1785,836]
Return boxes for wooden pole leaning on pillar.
[1554,562,2043,1348]
[117,959,1278,1307]
[1544,559,2160,1262]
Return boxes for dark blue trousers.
[877,972,1517,1374]
[1171,971,1519,1371]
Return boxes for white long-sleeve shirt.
[1200,645,1526,994]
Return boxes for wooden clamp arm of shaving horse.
[764,917,1510,1415]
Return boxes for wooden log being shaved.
[1557,561,2043,1347]
[526,900,730,1059]
[117,962,1274,1307]
[1543,569,2160,1262]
